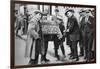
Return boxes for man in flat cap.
[65,9,80,61]
[80,9,94,62]
[78,9,86,57]
[57,17,66,59]
[25,10,43,64]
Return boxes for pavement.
[15,34,86,66]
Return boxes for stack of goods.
[42,25,60,34]
[41,20,60,34]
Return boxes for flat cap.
[34,10,43,14]
[79,9,86,13]
[65,9,74,15]
[56,15,63,21]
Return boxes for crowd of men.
[15,7,95,64]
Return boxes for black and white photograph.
[10,1,96,68]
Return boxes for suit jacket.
[67,15,80,41]
[80,16,94,37]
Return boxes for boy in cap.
[52,8,65,60]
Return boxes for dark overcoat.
[67,15,80,41]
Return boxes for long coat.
[24,15,40,59]
[80,16,94,38]
[67,15,80,41]
[80,15,94,60]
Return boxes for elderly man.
[25,10,43,64]
[65,9,80,61]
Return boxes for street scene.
[14,4,95,66]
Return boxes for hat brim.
[65,9,74,15]
[56,15,62,19]
[79,10,86,13]
[34,10,43,14]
